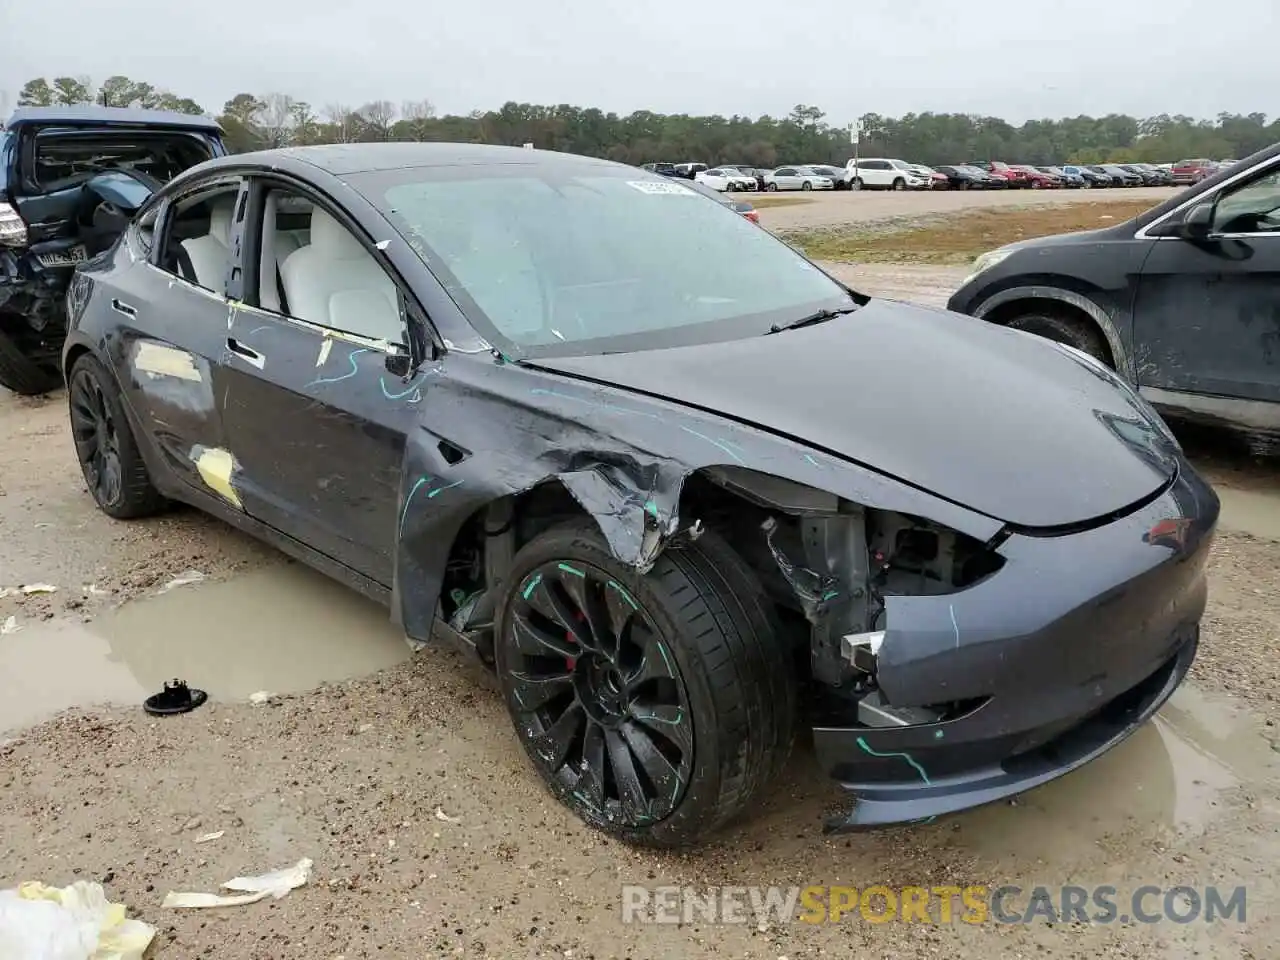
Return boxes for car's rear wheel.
[495,520,796,847]
[766,182,778,192]
[68,353,166,519]
[0,325,63,396]
[1005,309,1110,366]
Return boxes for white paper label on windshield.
[627,180,696,195]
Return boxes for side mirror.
[1179,200,1215,240]
[384,351,412,378]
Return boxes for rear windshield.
[352,163,853,358]
[29,130,215,192]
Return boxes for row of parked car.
[643,157,1231,193]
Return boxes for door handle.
[111,298,137,318]
[226,337,265,369]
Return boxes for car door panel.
[85,191,242,504]
[215,309,414,586]
[1135,163,1280,415]
[1135,236,1280,404]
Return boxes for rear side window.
[28,130,216,193]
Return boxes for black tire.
[801,181,812,191]
[851,178,863,190]
[67,353,167,519]
[0,327,63,396]
[891,177,905,190]
[766,182,778,192]
[495,520,797,848]
[1005,310,1110,366]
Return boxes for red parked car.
[1170,158,1215,185]
[969,160,1031,188]
[1011,164,1061,188]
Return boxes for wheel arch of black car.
[972,284,1132,383]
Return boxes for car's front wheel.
[68,353,166,519]
[892,177,905,190]
[495,520,796,847]
[850,178,863,190]
[801,181,812,191]
[1005,309,1110,366]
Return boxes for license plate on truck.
[36,246,87,268]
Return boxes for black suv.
[947,140,1280,441]
[0,106,226,394]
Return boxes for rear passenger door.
[213,175,428,586]
[105,173,247,507]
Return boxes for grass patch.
[748,194,817,209]
[786,200,1158,264]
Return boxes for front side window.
[1213,168,1280,235]
[255,185,407,344]
[353,165,853,358]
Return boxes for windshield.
[353,164,853,358]
[889,159,913,171]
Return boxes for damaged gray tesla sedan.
[62,143,1219,846]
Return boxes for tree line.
[12,75,1279,167]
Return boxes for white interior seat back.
[180,195,235,290]
[279,207,401,342]
[257,193,313,312]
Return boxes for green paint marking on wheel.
[670,773,682,805]
[636,708,682,726]
[606,580,639,609]
[934,729,945,740]
[521,573,543,600]
[558,562,586,577]
[656,641,675,676]
[821,589,839,601]
[644,499,660,518]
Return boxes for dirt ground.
[3,188,1279,959]
[786,199,1159,264]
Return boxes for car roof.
[229,142,630,177]
[5,104,223,133]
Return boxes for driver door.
[1133,159,1280,425]
[213,177,429,587]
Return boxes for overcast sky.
[2,0,1276,124]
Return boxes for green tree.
[51,76,93,105]
[17,78,54,107]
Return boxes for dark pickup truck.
[0,105,226,394]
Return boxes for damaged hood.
[530,299,1179,529]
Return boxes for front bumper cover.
[813,458,1218,831]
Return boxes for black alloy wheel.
[70,364,125,509]
[502,557,695,827]
[68,354,166,518]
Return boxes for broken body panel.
[64,144,1219,830]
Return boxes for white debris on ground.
[161,858,312,909]
[18,583,57,595]
[1,615,18,635]
[0,880,155,960]
[156,571,206,595]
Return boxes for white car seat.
[180,196,234,290]
[279,207,401,341]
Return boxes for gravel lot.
[753,184,1180,231]
[2,185,1278,959]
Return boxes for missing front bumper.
[819,625,1197,831]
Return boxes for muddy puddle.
[0,560,409,734]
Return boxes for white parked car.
[844,158,931,190]
[694,167,758,192]
[763,166,834,191]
